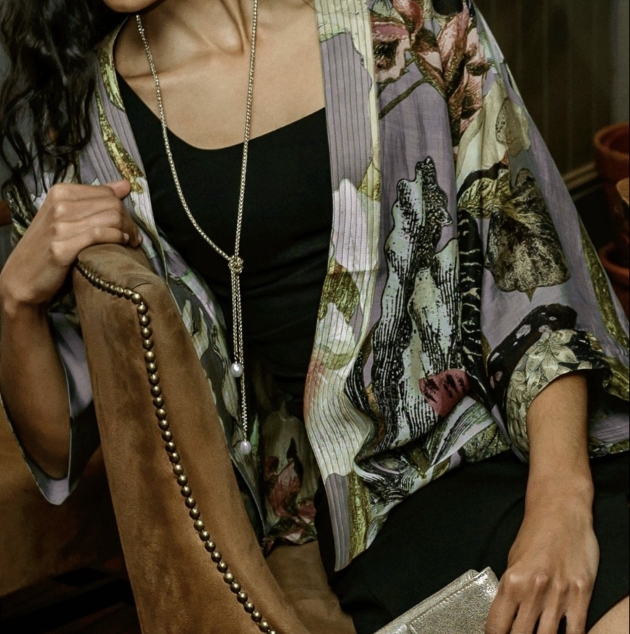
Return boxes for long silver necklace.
[136,3,259,457]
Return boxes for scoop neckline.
[117,72,326,154]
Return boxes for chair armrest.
[0,245,121,598]
[0,416,119,597]
[73,244,311,634]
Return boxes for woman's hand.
[0,180,140,312]
[486,490,599,634]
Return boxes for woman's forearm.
[0,181,139,481]
[487,372,601,633]
[0,298,71,479]
[525,371,594,510]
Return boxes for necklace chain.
[136,3,259,455]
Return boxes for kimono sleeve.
[454,2,629,460]
[0,180,100,505]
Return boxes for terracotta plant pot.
[612,179,630,268]
[599,242,630,318]
[595,123,630,212]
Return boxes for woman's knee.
[589,596,629,634]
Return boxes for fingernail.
[124,233,130,242]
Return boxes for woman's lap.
[315,452,630,634]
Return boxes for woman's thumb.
[106,179,132,199]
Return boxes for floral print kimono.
[5,0,629,572]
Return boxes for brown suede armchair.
[0,202,121,600]
[0,423,119,599]
[63,243,355,634]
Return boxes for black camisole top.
[118,76,334,418]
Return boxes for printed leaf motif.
[496,97,530,157]
[181,300,211,361]
[97,35,125,111]
[435,1,490,142]
[579,220,630,350]
[458,167,512,219]
[603,356,630,402]
[486,303,579,409]
[522,329,578,381]
[456,78,530,186]
[358,160,383,202]
[348,470,373,561]
[96,92,145,193]
[318,261,361,324]
[507,329,612,457]
[262,419,319,549]
[373,1,490,142]
[459,423,509,463]
[347,157,462,461]
[372,13,412,83]
[484,169,571,296]
[316,303,358,371]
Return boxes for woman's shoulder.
[94,20,138,112]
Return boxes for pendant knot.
[228,256,245,275]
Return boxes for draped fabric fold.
[4,0,628,572]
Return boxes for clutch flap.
[375,569,499,634]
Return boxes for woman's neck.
[114,0,324,150]
[144,0,258,56]
[118,0,307,77]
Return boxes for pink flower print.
[372,15,412,83]
[267,458,302,520]
[392,0,425,40]
[435,3,490,139]
[419,369,471,418]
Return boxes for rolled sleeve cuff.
[506,328,628,458]
[0,389,98,506]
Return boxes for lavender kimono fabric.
[4,0,628,572]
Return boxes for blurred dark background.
[477,0,628,174]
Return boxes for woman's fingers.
[44,181,132,222]
[46,181,129,204]
[536,598,566,634]
[509,599,545,634]
[485,587,519,634]
[486,574,592,634]
[53,206,138,244]
[50,226,132,267]
[0,180,138,307]
[50,198,123,223]
[565,582,592,634]
[566,611,588,634]
[60,208,141,244]
[43,182,141,246]
[105,179,132,199]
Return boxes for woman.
[0,1,628,633]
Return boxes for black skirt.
[315,451,629,634]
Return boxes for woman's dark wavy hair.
[0,0,125,197]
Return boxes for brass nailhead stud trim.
[76,263,277,633]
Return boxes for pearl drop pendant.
[237,440,252,456]
[230,362,244,378]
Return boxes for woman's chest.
[118,6,325,151]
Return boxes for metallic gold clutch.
[375,569,500,634]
